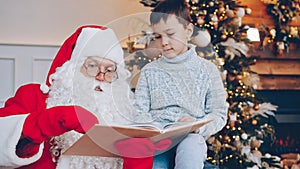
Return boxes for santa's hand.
[114,138,172,169]
[22,106,99,144]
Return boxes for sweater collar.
[161,44,196,64]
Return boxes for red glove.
[23,105,99,143]
[16,106,98,157]
[114,138,172,169]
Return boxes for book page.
[127,122,165,132]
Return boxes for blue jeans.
[153,134,207,169]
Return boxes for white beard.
[46,62,136,169]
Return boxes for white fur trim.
[0,114,44,167]
[40,83,50,94]
[70,28,124,67]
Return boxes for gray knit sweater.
[134,45,228,139]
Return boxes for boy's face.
[152,14,193,58]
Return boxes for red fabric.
[115,138,172,169]
[22,105,98,144]
[0,84,55,168]
[45,25,106,86]
[0,84,47,117]
[17,139,55,169]
[0,26,105,168]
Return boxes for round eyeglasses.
[83,59,118,82]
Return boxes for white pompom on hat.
[70,27,124,67]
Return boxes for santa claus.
[0,25,170,169]
[45,26,135,169]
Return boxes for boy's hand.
[177,115,199,133]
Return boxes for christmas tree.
[136,0,283,168]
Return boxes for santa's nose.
[95,72,105,82]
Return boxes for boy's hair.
[150,0,192,28]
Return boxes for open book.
[63,119,212,157]
[127,120,208,134]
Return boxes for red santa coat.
[0,25,105,168]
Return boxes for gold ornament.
[221,34,227,40]
[236,75,243,80]
[252,119,258,125]
[261,161,269,168]
[224,135,231,143]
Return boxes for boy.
[133,0,228,168]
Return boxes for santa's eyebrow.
[85,57,117,66]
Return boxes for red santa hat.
[44,25,124,89]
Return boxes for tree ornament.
[219,6,225,12]
[224,135,231,143]
[250,138,262,148]
[289,26,299,38]
[261,161,269,168]
[241,145,251,155]
[252,119,258,125]
[211,14,219,23]
[241,133,248,140]
[236,8,245,17]
[197,17,205,25]
[229,112,237,121]
[226,9,235,18]
[246,8,252,14]
[270,29,276,38]
[276,41,285,56]
[221,34,227,40]
[253,104,260,111]
[236,74,243,80]
[192,29,211,47]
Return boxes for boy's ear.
[186,23,194,39]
